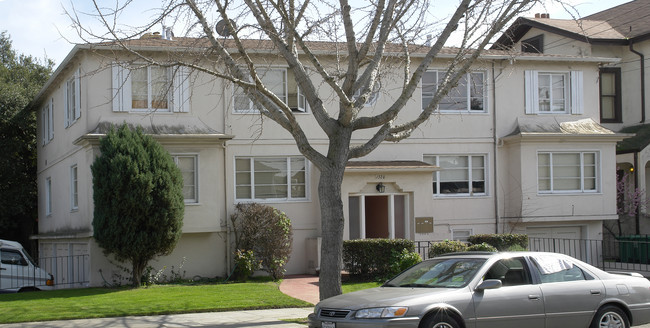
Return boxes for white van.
[0,239,54,292]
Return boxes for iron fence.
[416,237,650,276]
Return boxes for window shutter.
[64,79,70,127]
[172,66,190,113]
[111,63,130,112]
[74,68,81,120]
[48,99,54,141]
[570,71,584,114]
[524,70,539,114]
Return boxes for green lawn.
[0,280,381,324]
[0,281,310,324]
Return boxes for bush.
[428,240,467,258]
[343,239,416,280]
[467,242,498,252]
[467,234,528,251]
[231,203,293,280]
[390,248,422,276]
[232,249,261,281]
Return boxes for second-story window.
[112,63,190,113]
[600,68,621,123]
[65,68,81,127]
[422,70,487,112]
[525,70,583,115]
[41,98,53,145]
[233,68,308,113]
[424,154,487,197]
[131,66,169,111]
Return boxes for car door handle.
[528,295,541,300]
[590,290,601,295]
[0,268,5,271]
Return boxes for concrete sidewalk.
[0,308,314,328]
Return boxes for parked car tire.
[590,305,629,328]
[421,311,461,328]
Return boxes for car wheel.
[421,311,461,328]
[590,305,629,328]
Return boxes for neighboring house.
[493,0,650,235]
[30,35,624,286]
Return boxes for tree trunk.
[318,166,346,300]
[132,258,146,287]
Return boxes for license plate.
[322,322,335,328]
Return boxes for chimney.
[535,13,541,18]
[541,13,550,18]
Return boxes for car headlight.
[355,307,408,319]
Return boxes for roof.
[617,123,650,153]
[493,0,650,49]
[502,117,628,143]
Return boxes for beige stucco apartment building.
[31,33,625,286]
[493,0,650,236]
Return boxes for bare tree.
[69,0,546,299]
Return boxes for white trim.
[422,69,489,113]
[537,150,600,194]
[45,177,52,216]
[171,154,199,203]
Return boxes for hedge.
[467,234,528,251]
[343,239,418,280]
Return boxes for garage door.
[526,226,582,239]
[527,226,591,262]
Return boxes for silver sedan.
[308,251,650,328]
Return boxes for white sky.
[0,0,632,70]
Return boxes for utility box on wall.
[416,217,434,234]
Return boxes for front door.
[348,194,407,239]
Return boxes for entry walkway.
[279,274,320,305]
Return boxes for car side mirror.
[476,279,502,291]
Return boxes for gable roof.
[492,0,650,49]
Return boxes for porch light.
[376,183,386,193]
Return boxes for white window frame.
[45,177,52,216]
[353,81,381,107]
[130,65,171,112]
[525,70,583,115]
[422,70,488,113]
[232,67,309,113]
[70,165,78,211]
[235,156,309,202]
[41,98,54,145]
[172,154,198,204]
[424,154,487,197]
[451,229,473,243]
[537,151,599,194]
[112,63,189,113]
[64,68,81,127]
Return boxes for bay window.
[424,154,486,196]
[538,151,598,193]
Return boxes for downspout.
[492,61,500,234]
[630,41,645,234]
[629,42,646,123]
[634,152,640,235]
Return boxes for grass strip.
[0,281,311,324]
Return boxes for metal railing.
[415,238,650,276]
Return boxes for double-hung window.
[600,68,621,123]
[538,151,598,193]
[41,98,54,145]
[422,70,487,112]
[131,66,170,111]
[424,155,486,196]
[235,157,307,201]
[65,68,81,127]
[525,70,583,114]
[233,68,308,113]
[70,165,78,210]
[172,155,198,203]
[112,63,190,113]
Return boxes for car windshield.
[385,258,486,288]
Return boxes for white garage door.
[526,226,582,240]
